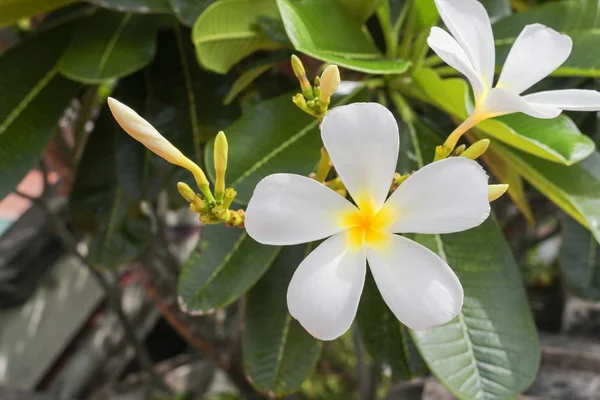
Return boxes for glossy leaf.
[192,0,282,74]
[146,27,240,164]
[244,245,321,395]
[413,0,438,30]
[70,106,151,268]
[178,224,281,313]
[170,0,214,25]
[223,62,276,105]
[58,10,160,83]
[561,215,600,300]
[412,68,596,165]
[485,140,600,245]
[0,26,79,200]
[336,0,381,23]
[205,87,368,205]
[0,0,77,28]
[494,1,600,76]
[86,0,171,13]
[277,0,410,74]
[357,270,428,381]
[399,114,540,400]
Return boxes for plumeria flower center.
[341,198,394,249]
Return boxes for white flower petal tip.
[244,174,355,246]
[385,157,491,235]
[287,234,367,341]
[367,234,463,331]
[321,102,399,210]
[523,89,600,112]
[481,88,562,119]
[107,97,185,165]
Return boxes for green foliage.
[244,245,321,396]
[0,0,77,28]
[561,215,600,300]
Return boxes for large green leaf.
[357,270,428,381]
[0,0,77,28]
[485,140,600,245]
[178,224,281,313]
[276,0,410,74]
[58,10,160,83]
[561,215,600,300]
[170,0,215,25]
[86,0,171,13]
[336,0,381,23]
[205,87,368,205]
[244,245,321,395]
[412,68,596,165]
[493,1,600,76]
[192,0,282,74]
[146,27,240,165]
[70,105,151,268]
[398,113,539,400]
[0,25,79,200]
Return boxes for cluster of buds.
[107,98,245,228]
[290,55,340,120]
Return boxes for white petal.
[481,87,562,119]
[427,27,487,103]
[523,89,600,111]
[321,103,399,210]
[367,234,463,330]
[385,158,490,234]
[245,174,356,246]
[434,0,495,91]
[287,233,366,341]
[497,24,572,94]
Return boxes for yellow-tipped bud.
[489,184,509,202]
[453,144,466,156]
[177,182,197,203]
[319,65,340,106]
[108,97,213,202]
[462,139,490,160]
[214,131,228,200]
[291,55,313,98]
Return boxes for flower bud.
[318,65,340,107]
[488,184,509,202]
[213,131,228,200]
[177,182,197,202]
[462,139,490,160]
[291,55,313,99]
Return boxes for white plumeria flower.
[428,0,600,125]
[244,103,491,341]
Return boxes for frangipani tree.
[2,0,600,399]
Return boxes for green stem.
[411,31,431,71]
[436,66,460,77]
[388,90,423,168]
[424,54,443,67]
[376,4,396,59]
[398,5,415,59]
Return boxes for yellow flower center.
[340,197,394,250]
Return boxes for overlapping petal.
[287,233,367,341]
[497,24,572,95]
[384,158,490,234]
[367,234,463,330]
[427,27,487,102]
[244,174,355,245]
[321,103,399,211]
[481,88,562,119]
[523,89,600,111]
[434,0,495,91]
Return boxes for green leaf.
[70,106,151,268]
[561,215,600,300]
[244,245,321,395]
[86,0,171,13]
[0,25,79,200]
[357,270,428,381]
[413,0,438,30]
[399,114,540,400]
[336,0,382,23]
[178,224,281,312]
[412,68,596,165]
[0,0,77,28]
[277,0,410,74]
[484,140,600,245]
[170,0,215,25]
[205,87,369,205]
[58,10,160,83]
[493,1,600,76]
[223,62,276,105]
[192,0,282,74]
[481,0,511,23]
[146,27,240,164]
